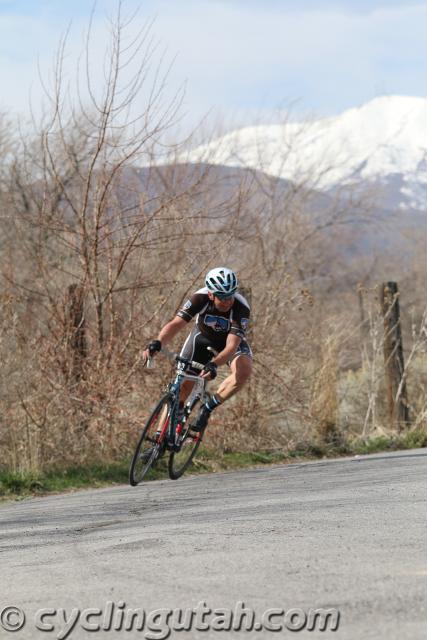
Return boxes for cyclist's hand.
[142,340,162,365]
[201,361,217,380]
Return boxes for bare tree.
[0,3,247,471]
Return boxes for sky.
[1,0,427,131]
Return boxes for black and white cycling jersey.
[176,287,250,350]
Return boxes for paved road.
[1,449,426,639]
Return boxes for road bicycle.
[129,350,214,485]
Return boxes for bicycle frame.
[151,353,211,449]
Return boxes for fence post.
[379,282,410,429]
[66,284,87,383]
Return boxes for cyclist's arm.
[143,316,187,362]
[211,333,241,367]
[157,316,187,346]
[144,291,205,359]
[155,291,206,348]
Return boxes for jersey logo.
[240,318,249,330]
[204,315,230,332]
[182,300,192,310]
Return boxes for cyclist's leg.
[216,341,253,401]
[178,327,215,404]
[193,341,253,431]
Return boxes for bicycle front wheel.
[168,397,206,480]
[129,395,171,486]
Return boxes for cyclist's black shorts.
[179,325,253,374]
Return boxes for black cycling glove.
[147,340,162,356]
[203,361,217,380]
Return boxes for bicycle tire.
[168,396,206,480]
[129,395,171,486]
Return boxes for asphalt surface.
[1,449,427,640]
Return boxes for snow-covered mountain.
[180,96,427,211]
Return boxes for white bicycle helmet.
[205,267,238,297]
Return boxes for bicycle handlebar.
[175,355,205,371]
[146,346,217,372]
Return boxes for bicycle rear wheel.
[129,395,171,486]
[168,396,206,480]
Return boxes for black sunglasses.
[214,293,235,300]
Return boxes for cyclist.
[143,267,253,432]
